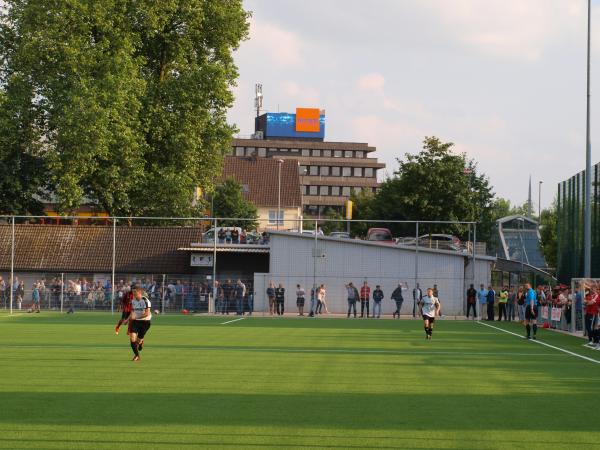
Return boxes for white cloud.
[419,0,584,62]
[357,73,385,93]
[245,17,305,67]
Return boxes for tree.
[0,1,250,216]
[359,137,495,242]
[539,202,557,269]
[212,178,258,229]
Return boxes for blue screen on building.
[265,113,325,139]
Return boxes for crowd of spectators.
[468,283,599,341]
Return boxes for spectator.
[231,228,239,244]
[477,284,488,319]
[0,276,5,308]
[412,283,422,318]
[372,285,384,319]
[266,282,276,316]
[575,286,583,330]
[31,282,40,313]
[309,285,317,318]
[466,284,477,319]
[486,286,495,321]
[391,283,405,319]
[222,280,233,315]
[275,283,285,316]
[507,287,516,322]
[345,282,359,318]
[318,284,328,314]
[296,284,306,316]
[235,279,246,315]
[498,286,508,321]
[584,287,599,346]
[360,281,371,319]
[247,282,254,316]
[214,281,223,314]
[516,286,525,322]
[175,280,184,309]
[218,228,226,243]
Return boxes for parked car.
[329,231,351,239]
[366,228,395,244]
[417,234,461,251]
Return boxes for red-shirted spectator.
[584,289,599,345]
[360,282,371,319]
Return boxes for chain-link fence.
[0,215,491,316]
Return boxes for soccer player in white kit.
[419,288,441,340]
[129,287,152,361]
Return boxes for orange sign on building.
[295,108,321,132]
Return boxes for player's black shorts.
[525,308,537,321]
[131,320,151,338]
[121,311,130,321]
[422,315,435,322]
[296,297,305,306]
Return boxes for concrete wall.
[253,232,494,316]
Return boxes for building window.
[344,150,353,158]
[353,187,362,195]
[332,166,341,176]
[323,150,331,157]
[320,166,330,176]
[302,149,310,157]
[319,186,328,196]
[235,147,244,156]
[280,148,288,152]
[342,167,352,177]
[354,167,362,177]
[290,148,299,153]
[258,147,266,157]
[245,147,256,156]
[342,187,351,196]
[356,151,364,158]
[334,150,342,158]
[313,149,321,157]
[268,210,284,225]
[299,165,307,175]
[302,185,308,195]
[364,167,374,177]
[331,186,340,196]
[309,185,318,196]
[309,166,319,176]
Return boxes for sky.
[227,0,600,210]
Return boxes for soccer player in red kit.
[115,288,133,335]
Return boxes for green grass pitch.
[0,312,599,449]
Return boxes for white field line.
[220,317,245,325]
[477,320,600,365]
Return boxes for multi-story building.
[231,108,385,217]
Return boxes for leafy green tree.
[212,178,258,229]
[0,84,46,215]
[539,202,557,269]
[0,1,249,216]
[364,137,495,242]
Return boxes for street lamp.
[538,180,543,222]
[277,159,284,230]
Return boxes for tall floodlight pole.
[584,0,592,277]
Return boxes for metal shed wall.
[254,233,493,316]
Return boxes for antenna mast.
[254,83,263,117]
